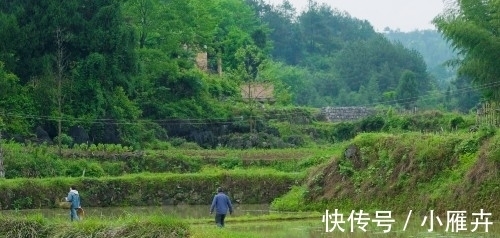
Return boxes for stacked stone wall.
[320,107,376,122]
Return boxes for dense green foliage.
[384,29,456,76]
[433,0,500,101]
[0,0,462,147]
[384,29,482,112]
[1,3,499,236]
[250,0,435,108]
[1,0,498,230]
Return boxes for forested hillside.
[383,29,480,112]
[0,0,465,147]
[248,0,434,108]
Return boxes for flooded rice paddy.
[1,204,497,237]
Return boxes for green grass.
[0,213,190,238]
[278,130,500,219]
[2,208,499,238]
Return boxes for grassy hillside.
[272,125,500,219]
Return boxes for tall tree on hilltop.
[122,0,159,49]
[298,0,374,58]
[247,0,304,65]
[208,0,269,72]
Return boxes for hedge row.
[0,170,304,210]
[3,147,324,178]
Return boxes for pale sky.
[266,0,446,32]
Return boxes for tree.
[433,0,500,101]
[258,61,314,106]
[122,0,157,49]
[396,70,419,109]
[235,45,265,82]
[365,76,381,104]
[0,12,20,71]
[234,45,267,133]
[298,1,374,57]
[0,61,34,134]
[55,27,67,156]
[208,0,266,72]
[248,0,304,65]
[450,75,481,112]
[0,0,140,141]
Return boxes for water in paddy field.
[1,205,498,237]
[224,217,498,238]
[0,204,271,219]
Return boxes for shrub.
[332,122,358,142]
[217,157,243,169]
[66,160,105,177]
[145,140,171,150]
[101,161,126,176]
[170,137,187,147]
[359,116,385,132]
[478,124,497,141]
[450,116,465,130]
[84,162,106,177]
[53,133,74,147]
[457,137,479,154]
[3,151,66,178]
[286,135,305,147]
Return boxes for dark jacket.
[66,189,81,209]
[210,192,233,215]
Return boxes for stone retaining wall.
[320,107,376,122]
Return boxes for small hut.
[240,83,275,104]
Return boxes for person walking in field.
[65,185,81,221]
[210,187,233,227]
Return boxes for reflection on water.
[0,204,270,219]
